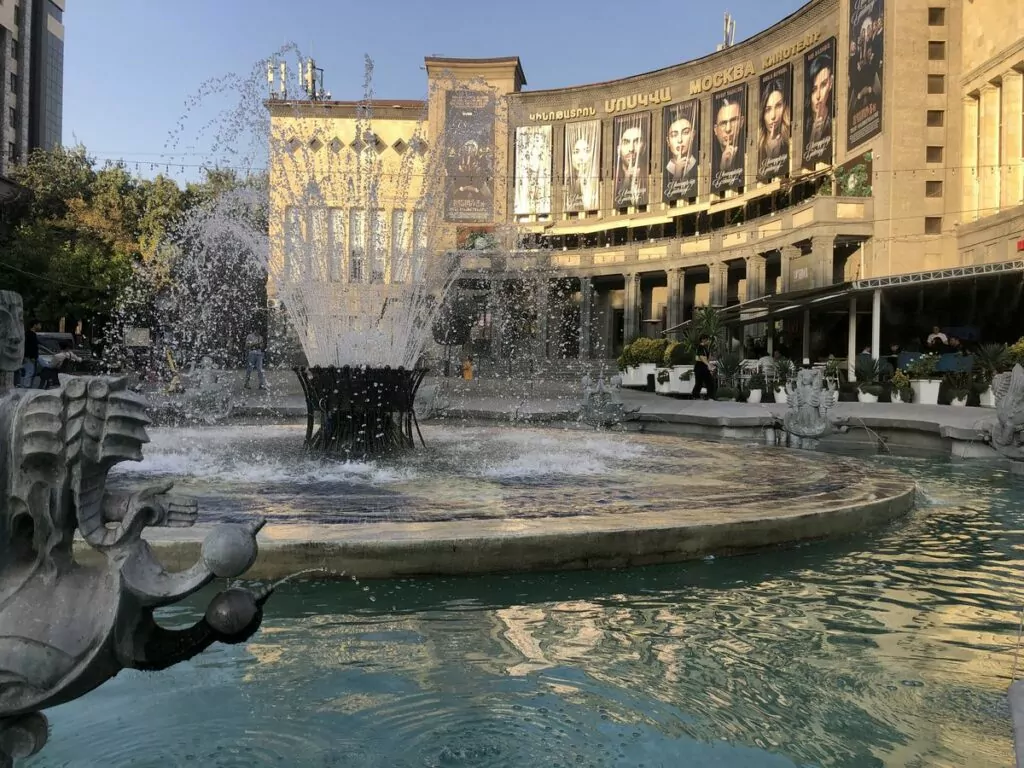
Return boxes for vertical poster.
[444,90,496,223]
[710,83,748,194]
[662,100,700,202]
[563,120,601,212]
[847,0,884,149]
[802,37,836,168]
[757,64,792,183]
[612,112,651,208]
[513,125,552,216]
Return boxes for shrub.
[666,341,695,366]
[747,372,766,390]
[1009,338,1024,368]
[855,356,879,391]
[773,358,794,390]
[905,353,939,380]
[628,338,669,365]
[891,369,913,402]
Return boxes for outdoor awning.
[662,259,1024,335]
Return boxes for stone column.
[744,254,766,300]
[1001,70,1023,209]
[578,277,592,360]
[709,262,729,308]
[847,294,858,381]
[979,83,1001,216]
[810,235,834,288]
[535,278,550,360]
[665,268,684,337]
[870,288,882,360]
[962,95,980,223]
[780,245,801,293]
[623,272,640,345]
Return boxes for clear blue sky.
[63,0,807,182]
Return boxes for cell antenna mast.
[716,12,736,51]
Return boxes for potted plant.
[973,343,1009,407]
[746,371,766,404]
[855,356,883,403]
[772,358,794,404]
[890,369,913,404]
[944,370,971,406]
[665,339,696,395]
[714,386,738,402]
[824,357,843,389]
[715,351,743,395]
[906,353,941,405]
[619,338,668,389]
[655,366,673,395]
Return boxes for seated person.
[926,326,948,352]
[947,336,969,355]
[38,341,82,389]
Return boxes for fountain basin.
[84,425,916,579]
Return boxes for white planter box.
[910,379,941,405]
[950,396,967,407]
[892,390,905,404]
[979,387,995,408]
[858,390,879,403]
[624,363,657,388]
[747,389,763,404]
[655,368,673,394]
[773,388,788,405]
[671,365,695,395]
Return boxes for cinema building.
[268,0,1024,365]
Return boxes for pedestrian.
[691,334,717,401]
[19,320,40,388]
[243,330,267,390]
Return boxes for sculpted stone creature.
[0,290,271,766]
[985,364,1024,462]
[782,367,846,447]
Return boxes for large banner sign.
[757,65,792,183]
[662,100,699,202]
[710,83,747,194]
[847,0,884,149]
[513,125,552,216]
[612,112,651,208]
[563,120,601,212]
[444,90,495,223]
[802,37,836,168]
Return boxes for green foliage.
[662,340,695,367]
[891,369,913,402]
[747,371,766,390]
[855,356,879,390]
[943,370,972,398]
[618,337,668,369]
[656,368,671,385]
[905,353,939,380]
[773,358,794,390]
[715,351,742,389]
[1006,338,1024,368]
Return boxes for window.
[7,142,15,162]
[925,180,943,197]
[9,73,16,92]
[927,75,945,94]
[370,210,386,282]
[928,7,945,25]
[390,210,407,283]
[926,110,945,127]
[926,145,944,163]
[8,107,14,126]
[10,39,17,59]
[928,41,946,60]
[924,216,943,234]
[328,208,345,282]
[349,209,365,282]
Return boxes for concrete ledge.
[74,482,915,580]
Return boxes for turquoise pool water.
[24,454,1024,767]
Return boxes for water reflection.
[26,456,1024,767]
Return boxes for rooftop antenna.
[716,12,736,51]
[302,57,330,101]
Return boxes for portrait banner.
[513,125,552,216]
[563,120,601,213]
[444,90,496,223]
[710,83,748,194]
[662,100,700,202]
[757,65,792,183]
[802,37,836,168]
[612,112,651,208]
[847,0,884,150]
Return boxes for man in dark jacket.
[19,320,40,388]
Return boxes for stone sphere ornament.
[205,587,264,642]
[201,522,263,577]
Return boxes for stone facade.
[268,0,1024,352]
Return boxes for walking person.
[243,330,267,390]
[18,320,40,388]
[691,334,717,401]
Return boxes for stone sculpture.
[984,364,1024,463]
[580,374,637,428]
[781,367,846,448]
[0,291,272,766]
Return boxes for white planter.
[857,390,879,403]
[655,368,673,395]
[910,379,941,405]
[891,390,904,404]
[628,363,656,389]
[979,387,996,408]
[671,366,695,395]
[774,388,788,405]
[950,396,967,407]
[747,389,763,404]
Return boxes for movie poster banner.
[802,36,836,168]
[513,125,552,216]
[444,90,495,223]
[847,0,884,150]
[757,65,792,183]
[662,100,700,202]
[612,112,651,208]
[710,83,747,194]
[563,120,601,212]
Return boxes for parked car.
[36,333,104,375]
